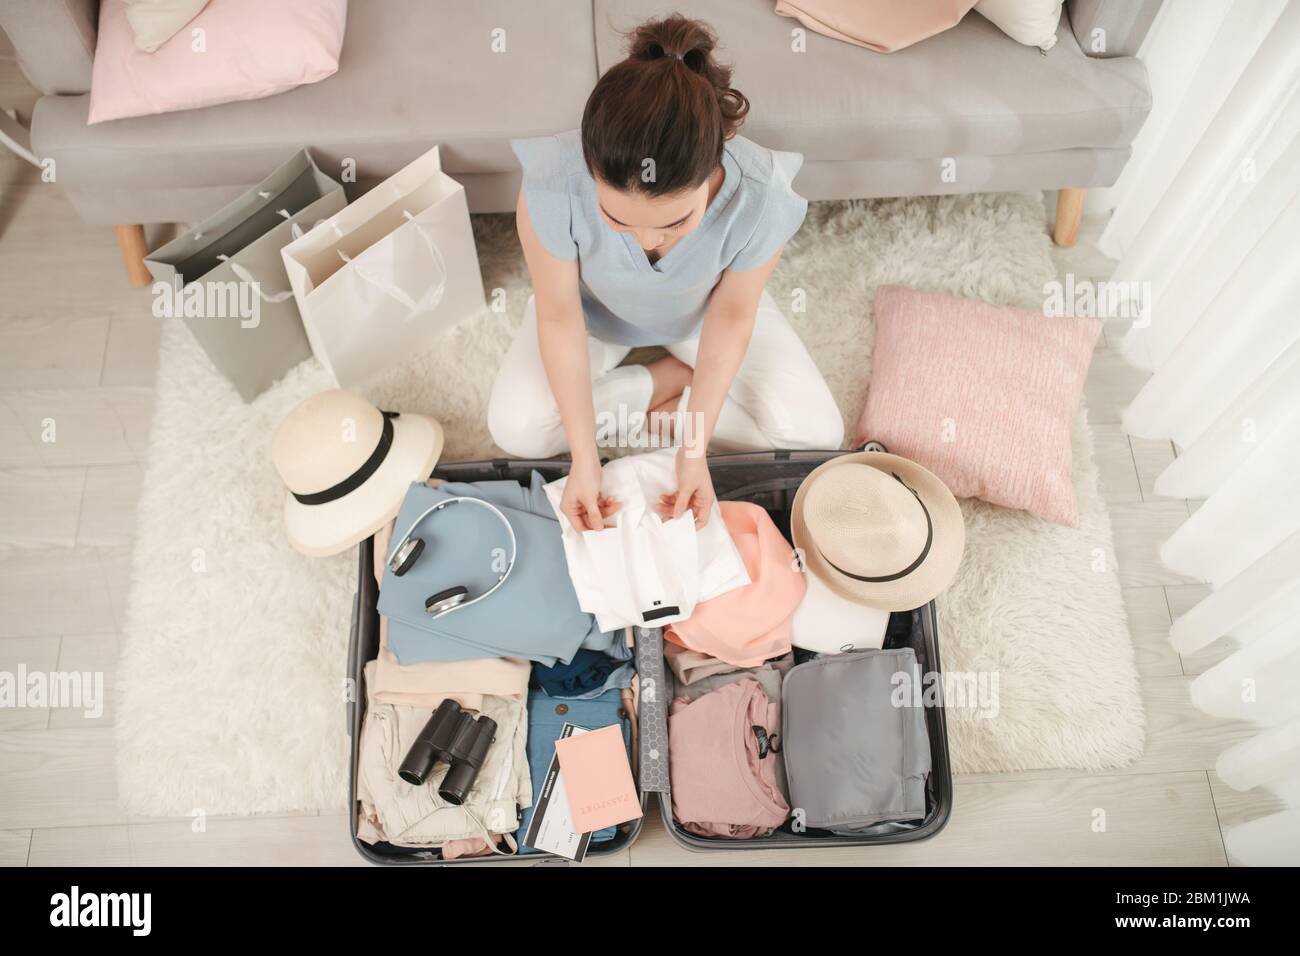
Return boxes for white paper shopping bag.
[280,146,486,387]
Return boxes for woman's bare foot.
[648,393,683,445]
[646,355,693,408]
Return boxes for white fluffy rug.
[117,193,1143,817]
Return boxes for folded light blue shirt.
[380,475,623,666]
[511,129,807,347]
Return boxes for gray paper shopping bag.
[145,150,346,401]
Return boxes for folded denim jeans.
[782,648,931,832]
[532,648,635,700]
[517,688,634,853]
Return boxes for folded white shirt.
[544,448,750,631]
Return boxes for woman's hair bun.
[582,14,750,195]
[628,12,713,68]
[625,14,749,140]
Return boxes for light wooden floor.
[0,115,1272,865]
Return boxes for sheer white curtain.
[1104,0,1300,866]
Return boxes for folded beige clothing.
[664,642,743,685]
[373,616,530,710]
[665,641,796,688]
[357,661,531,847]
[357,810,510,857]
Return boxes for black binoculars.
[397,699,497,805]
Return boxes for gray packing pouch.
[782,648,931,831]
[145,149,346,401]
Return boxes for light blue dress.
[510,129,807,347]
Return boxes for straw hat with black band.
[272,389,444,557]
[790,451,965,612]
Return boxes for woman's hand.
[561,452,620,531]
[657,447,715,528]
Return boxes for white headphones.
[385,497,519,618]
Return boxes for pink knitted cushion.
[856,285,1101,527]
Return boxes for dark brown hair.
[581,13,749,197]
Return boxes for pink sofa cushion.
[856,285,1101,526]
[89,0,347,125]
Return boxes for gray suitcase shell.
[346,450,952,864]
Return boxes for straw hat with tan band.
[791,451,965,612]
[272,389,444,557]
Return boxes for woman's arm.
[663,247,784,524]
[516,190,615,531]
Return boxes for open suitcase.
[347,449,953,865]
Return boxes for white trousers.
[488,290,845,459]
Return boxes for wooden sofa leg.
[1053,188,1086,247]
[115,224,152,288]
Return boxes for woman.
[488,14,844,532]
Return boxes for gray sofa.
[1,0,1159,277]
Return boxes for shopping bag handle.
[336,211,447,318]
[276,208,336,242]
[198,203,333,303]
[214,254,295,304]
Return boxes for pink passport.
[553,725,643,833]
